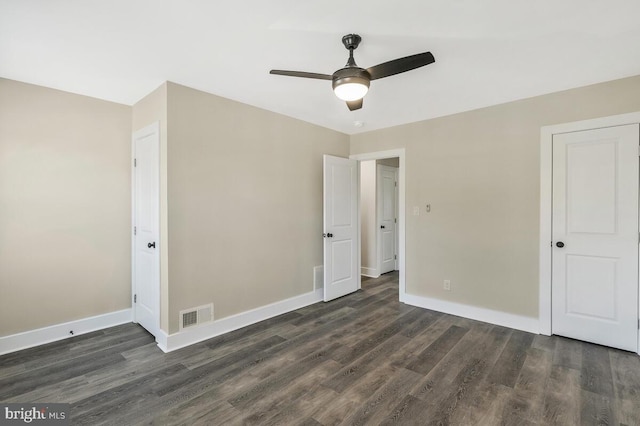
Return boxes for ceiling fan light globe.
[334,83,369,101]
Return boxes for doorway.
[352,149,407,301]
[360,159,399,278]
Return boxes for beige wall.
[351,75,640,318]
[132,83,170,332]
[5,72,639,339]
[0,78,132,336]
[166,82,349,333]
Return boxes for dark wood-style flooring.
[1,272,640,425]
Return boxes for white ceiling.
[2,1,640,135]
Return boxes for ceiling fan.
[270,34,435,111]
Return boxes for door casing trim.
[539,112,640,354]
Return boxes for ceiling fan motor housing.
[332,67,371,91]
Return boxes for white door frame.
[539,111,640,354]
[131,122,161,337]
[351,149,406,301]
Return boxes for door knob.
[327,233,333,238]
[380,225,386,229]
[556,241,564,248]
[148,242,156,249]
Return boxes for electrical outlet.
[444,280,451,291]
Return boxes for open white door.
[323,155,359,302]
[132,123,160,338]
[552,124,639,351]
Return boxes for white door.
[378,165,397,274]
[394,168,399,271]
[133,123,160,337]
[323,155,359,301]
[552,124,639,352]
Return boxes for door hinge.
[395,181,397,187]
[394,255,397,260]
[134,226,137,235]
[134,294,137,303]
[394,218,397,223]
[134,158,137,167]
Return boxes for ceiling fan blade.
[270,70,333,80]
[346,99,363,111]
[366,52,435,81]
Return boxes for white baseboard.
[0,309,133,355]
[158,288,323,353]
[403,294,540,334]
[361,267,380,278]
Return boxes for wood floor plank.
[581,342,614,397]
[409,323,512,423]
[487,330,534,388]
[449,382,512,425]
[610,349,640,426]
[388,314,458,368]
[542,365,582,425]
[532,333,556,353]
[1,271,637,425]
[500,346,553,425]
[422,323,516,426]
[399,309,442,339]
[239,359,341,425]
[379,394,428,426]
[580,389,616,426]
[226,345,336,409]
[156,335,286,397]
[323,333,410,393]
[340,367,423,426]
[331,308,424,365]
[610,349,640,400]
[312,365,394,425]
[404,324,468,375]
[553,336,583,370]
[0,349,129,400]
[617,398,640,426]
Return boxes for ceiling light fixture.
[332,73,369,101]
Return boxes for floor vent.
[179,303,214,331]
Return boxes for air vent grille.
[182,311,197,329]
[179,303,214,331]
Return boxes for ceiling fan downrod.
[342,34,361,68]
